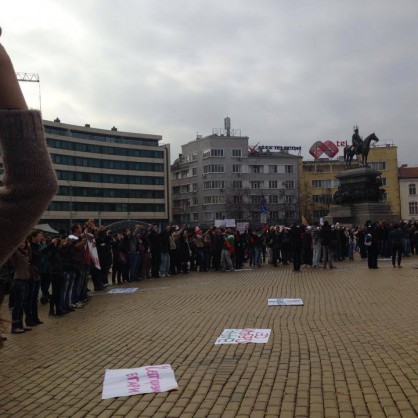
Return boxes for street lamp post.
[67,180,73,231]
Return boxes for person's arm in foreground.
[0,34,58,266]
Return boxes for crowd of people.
[1,218,417,340]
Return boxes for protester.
[10,240,32,334]
[320,221,335,269]
[365,221,379,269]
[389,223,403,268]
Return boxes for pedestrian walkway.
[1,258,418,417]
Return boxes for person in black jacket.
[365,221,379,269]
[319,221,335,269]
[96,228,113,286]
[149,225,161,278]
[389,224,403,268]
[289,223,303,272]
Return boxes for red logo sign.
[309,140,339,158]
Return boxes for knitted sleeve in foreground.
[0,110,58,266]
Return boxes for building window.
[269,211,279,219]
[369,162,386,171]
[191,213,199,221]
[251,212,259,220]
[192,183,198,191]
[232,149,242,157]
[312,194,333,203]
[211,149,224,157]
[409,202,418,215]
[269,195,279,204]
[285,180,295,189]
[233,195,243,204]
[204,212,213,221]
[233,181,243,189]
[285,210,296,219]
[251,165,263,174]
[215,211,225,219]
[232,164,242,173]
[268,165,277,174]
[285,165,294,174]
[203,196,226,204]
[47,138,164,159]
[180,185,190,194]
[173,186,180,195]
[192,197,198,206]
[192,167,197,176]
[409,184,416,195]
[203,164,224,174]
[380,177,387,186]
[202,149,211,159]
[269,180,278,189]
[251,181,263,189]
[312,179,332,188]
[284,195,295,203]
[192,153,197,161]
[251,196,262,204]
[203,180,225,189]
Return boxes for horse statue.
[343,132,379,168]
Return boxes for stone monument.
[325,166,396,226]
[325,127,397,226]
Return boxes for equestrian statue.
[343,126,379,168]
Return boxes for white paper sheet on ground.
[268,298,304,306]
[107,288,138,294]
[102,364,178,399]
[215,329,271,345]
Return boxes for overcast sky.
[3,0,418,164]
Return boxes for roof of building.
[399,166,418,179]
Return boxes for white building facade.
[399,165,418,220]
[171,121,302,227]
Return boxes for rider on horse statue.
[352,125,362,154]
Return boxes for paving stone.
[1,258,418,417]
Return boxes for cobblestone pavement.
[1,256,418,418]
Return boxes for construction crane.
[16,72,42,110]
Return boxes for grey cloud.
[4,0,418,164]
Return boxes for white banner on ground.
[215,329,271,345]
[102,364,178,399]
[268,298,304,306]
[107,288,138,294]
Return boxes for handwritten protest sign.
[102,364,178,399]
[107,288,138,294]
[268,298,304,306]
[86,234,101,270]
[215,329,271,345]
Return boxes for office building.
[171,118,302,227]
[40,119,170,230]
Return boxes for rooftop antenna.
[224,116,231,137]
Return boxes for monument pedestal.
[326,202,396,226]
[325,167,397,226]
